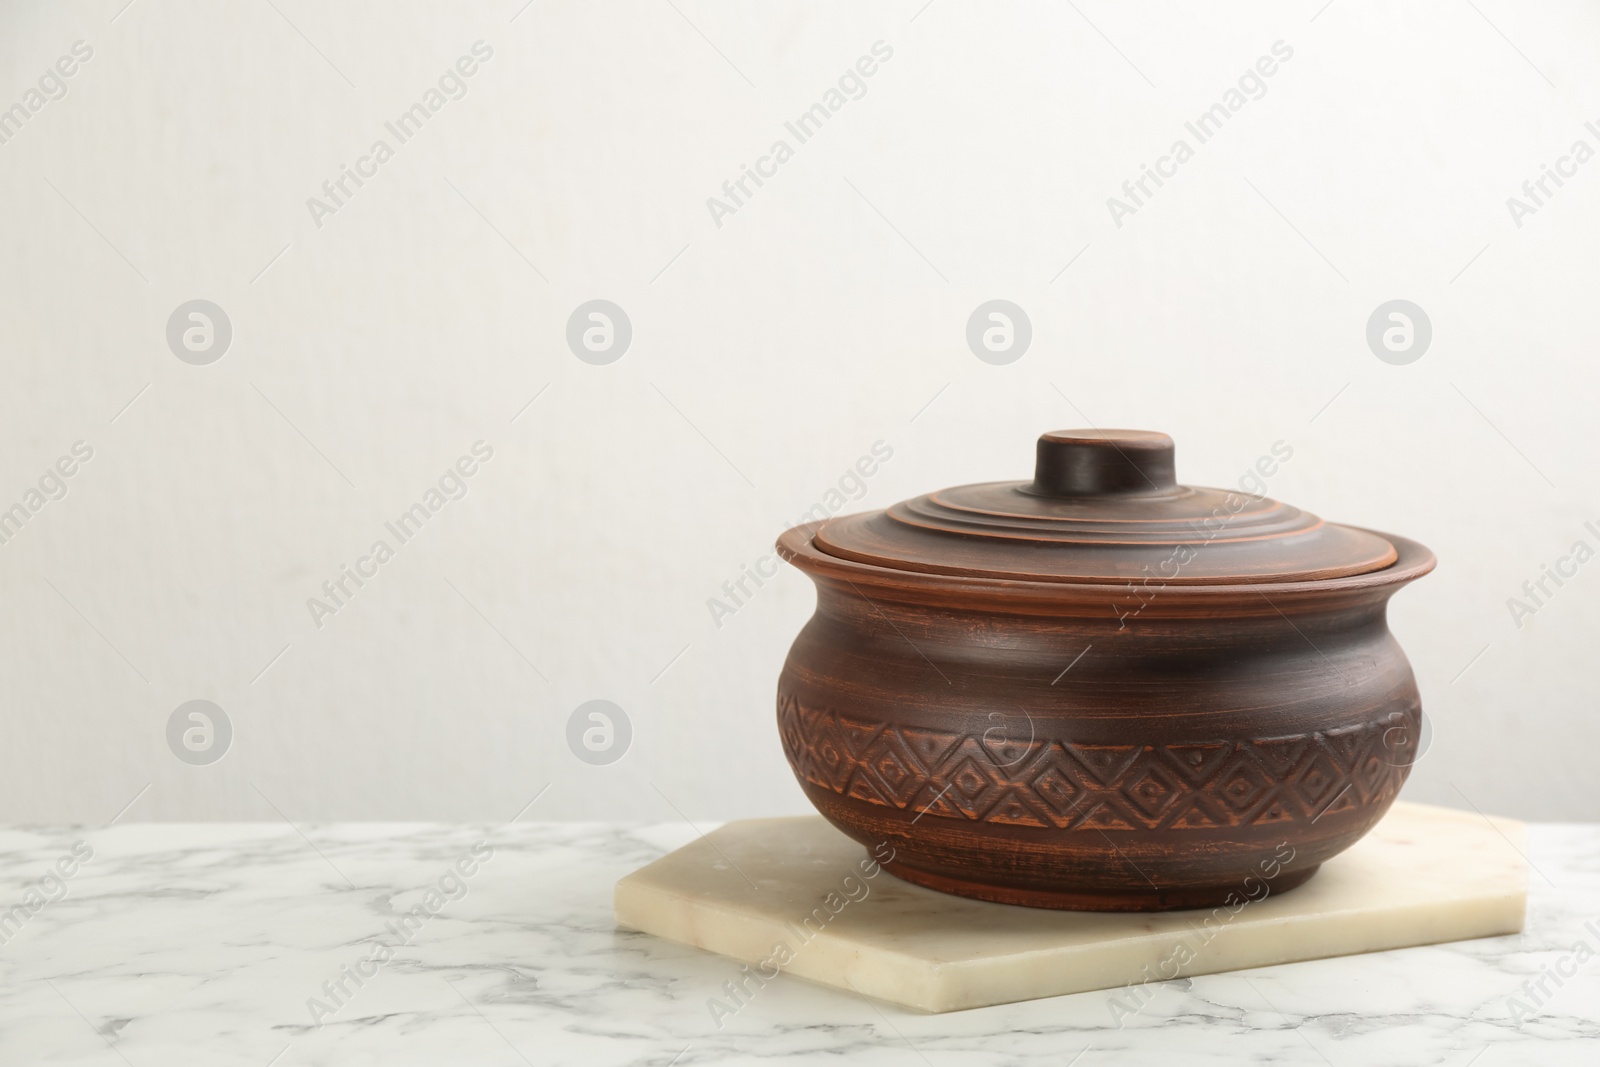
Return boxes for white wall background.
[1,0,1596,824]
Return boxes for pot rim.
[777,519,1435,614]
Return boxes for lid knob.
[1028,429,1177,497]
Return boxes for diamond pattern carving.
[777,692,1410,831]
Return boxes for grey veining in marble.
[0,817,1595,1065]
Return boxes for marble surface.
[0,813,1594,1065]
[615,803,1529,1012]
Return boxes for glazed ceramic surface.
[776,430,1435,911]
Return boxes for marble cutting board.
[614,801,1527,1013]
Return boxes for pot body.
[776,527,1432,911]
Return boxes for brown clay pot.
[775,430,1434,911]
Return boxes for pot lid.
[810,430,1398,585]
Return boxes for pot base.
[881,858,1323,912]
[615,803,1527,1012]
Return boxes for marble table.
[0,818,1595,1066]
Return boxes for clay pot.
[775,430,1434,911]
